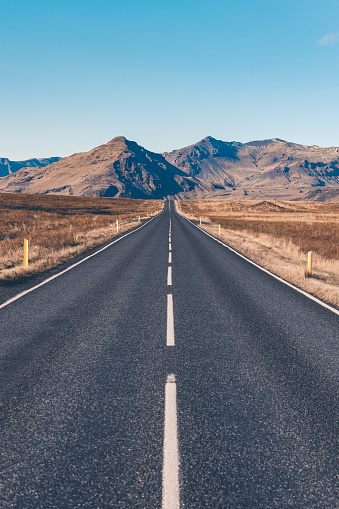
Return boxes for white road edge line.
[167,266,172,286]
[0,213,162,310]
[167,294,175,346]
[162,373,179,509]
[181,214,339,317]
[168,252,172,264]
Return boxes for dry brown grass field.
[177,199,339,307]
[0,193,162,279]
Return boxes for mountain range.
[1,136,339,201]
[0,157,61,178]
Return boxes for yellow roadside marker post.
[199,217,202,226]
[219,224,221,235]
[116,220,119,232]
[24,239,29,267]
[307,251,312,276]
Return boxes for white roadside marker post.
[308,251,312,276]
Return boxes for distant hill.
[163,136,339,200]
[0,137,213,199]
[0,157,61,178]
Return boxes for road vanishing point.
[0,201,338,508]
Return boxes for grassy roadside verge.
[176,199,339,308]
[0,193,163,280]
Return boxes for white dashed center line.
[162,374,180,509]
[167,294,175,346]
[163,219,179,506]
[167,266,172,286]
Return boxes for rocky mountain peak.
[108,136,128,145]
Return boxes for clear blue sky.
[1,0,339,159]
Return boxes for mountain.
[0,157,61,178]
[0,137,212,199]
[163,136,339,199]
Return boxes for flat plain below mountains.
[1,136,339,201]
[0,193,162,281]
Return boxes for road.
[0,201,338,508]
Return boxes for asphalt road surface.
[0,201,338,508]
